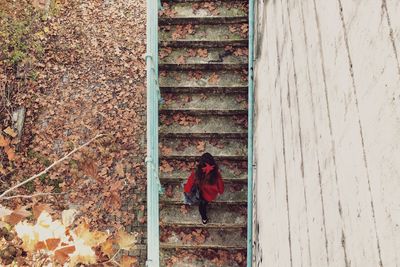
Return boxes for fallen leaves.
[0,133,16,161]
[208,72,220,85]
[196,48,208,58]
[115,229,138,250]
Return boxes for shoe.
[202,218,208,225]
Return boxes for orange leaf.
[0,134,9,147]
[121,255,138,267]
[101,239,115,257]
[5,206,31,225]
[33,204,53,219]
[54,245,75,264]
[46,238,61,250]
[5,146,15,161]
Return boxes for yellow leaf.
[121,255,138,267]
[68,240,96,267]
[62,208,78,227]
[101,238,115,257]
[15,221,38,251]
[3,127,17,138]
[116,230,137,250]
[74,222,108,247]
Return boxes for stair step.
[160,248,246,267]
[161,183,247,204]
[159,159,247,183]
[160,137,247,159]
[160,39,247,48]
[160,113,247,136]
[160,227,246,249]
[159,1,248,23]
[160,204,247,227]
[161,86,247,94]
[159,70,247,88]
[160,92,248,112]
[159,24,248,42]
[160,47,248,68]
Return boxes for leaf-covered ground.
[1,0,147,262]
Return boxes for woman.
[183,152,224,224]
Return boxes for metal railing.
[146,0,161,266]
[247,0,255,266]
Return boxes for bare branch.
[0,134,106,199]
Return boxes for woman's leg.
[199,198,208,221]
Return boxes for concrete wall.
[253,0,400,266]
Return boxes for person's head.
[195,152,219,185]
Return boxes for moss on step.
[160,204,247,227]
[160,182,247,204]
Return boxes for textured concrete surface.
[253,0,400,266]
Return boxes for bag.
[183,183,200,205]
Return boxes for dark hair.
[195,152,219,185]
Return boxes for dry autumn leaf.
[73,221,108,247]
[121,255,138,267]
[5,206,31,225]
[3,127,17,138]
[197,48,208,58]
[0,134,9,147]
[208,73,220,85]
[55,245,76,264]
[115,229,137,250]
[0,205,12,219]
[196,141,205,152]
[176,55,186,65]
[100,238,115,257]
[62,208,78,227]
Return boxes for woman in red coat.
[184,152,224,224]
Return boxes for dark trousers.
[199,196,208,220]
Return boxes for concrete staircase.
[158,1,248,266]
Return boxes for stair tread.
[160,113,247,136]
[159,159,247,181]
[160,86,247,95]
[160,24,248,42]
[160,70,247,88]
[160,138,247,158]
[160,248,246,267]
[160,47,247,64]
[160,227,246,249]
[160,39,248,48]
[160,204,247,227]
[161,183,247,204]
[160,1,248,19]
[160,92,247,111]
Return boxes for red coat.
[184,171,224,202]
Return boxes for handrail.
[247,0,255,266]
[146,0,161,265]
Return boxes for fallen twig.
[0,134,106,199]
